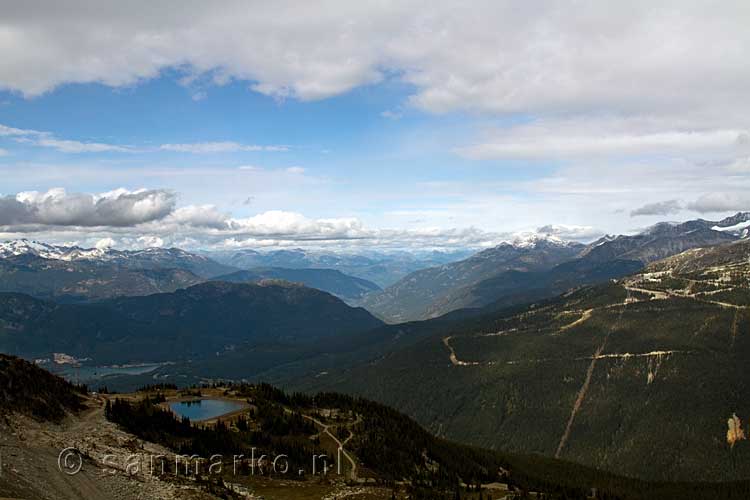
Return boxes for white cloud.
[226,211,364,240]
[687,193,750,214]
[726,157,750,173]
[285,166,305,174]
[1,122,288,155]
[167,205,229,229]
[630,200,683,217]
[1,122,133,153]
[95,237,115,249]
[159,142,288,154]
[536,224,602,241]
[456,117,750,160]
[32,137,132,153]
[137,235,164,248]
[0,186,566,249]
[380,110,402,120]
[0,187,176,227]
[0,148,8,156]
[0,1,746,123]
[0,124,36,137]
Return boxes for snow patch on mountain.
[0,238,211,264]
[712,220,750,233]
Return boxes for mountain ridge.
[363,214,748,322]
[214,266,381,301]
[0,281,384,365]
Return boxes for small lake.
[169,399,245,421]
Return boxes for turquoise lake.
[168,399,245,421]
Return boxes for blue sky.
[0,1,748,251]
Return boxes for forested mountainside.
[215,266,381,301]
[362,236,583,322]
[5,353,747,500]
[0,281,383,364]
[0,253,203,302]
[309,239,750,483]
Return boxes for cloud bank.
[0,188,602,250]
[0,1,747,122]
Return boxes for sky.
[0,1,749,251]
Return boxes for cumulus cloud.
[0,188,176,227]
[0,186,563,249]
[166,205,229,229]
[630,200,683,217]
[95,237,115,249]
[226,211,365,240]
[159,142,288,154]
[687,193,750,214]
[137,235,164,248]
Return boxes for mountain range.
[363,213,750,322]
[0,239,235,278]
[362,234,585,322]
[0,240,381,303]
[204,247,472,287]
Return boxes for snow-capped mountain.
[0,239,89,260]
[710,212,750,238]
[507,231,578,249]
[0,239,235,278]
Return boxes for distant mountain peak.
[509,231,566,248]
[711,212,750,237]
[0,239,72,260]
[0,239,234,279]
[0,239,205,263]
